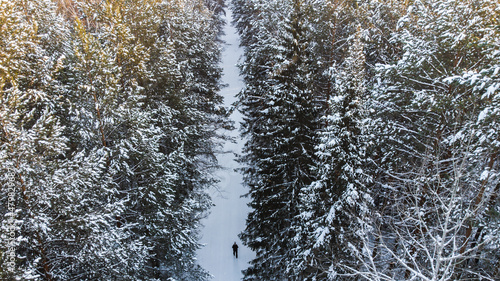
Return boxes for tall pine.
[235,0,322,279]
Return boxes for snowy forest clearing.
[196,8,255,281]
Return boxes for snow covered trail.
[196,8,254,281]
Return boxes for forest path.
[196,8,254,281]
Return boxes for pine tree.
[63,0,227,279]
[53,1,150,278]
[0,1,130,279]
[140,1,228,279]
[234,0,323,279]
[1,0,228,279]
[441,0,500,277]
[0,1,73,279]
[353,0,500,279]
[294,24,373,280]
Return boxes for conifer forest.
[1,0,499,280]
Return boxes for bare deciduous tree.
[347,146,499,281]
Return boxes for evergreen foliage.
[233,0,499,280]
[1,0,499,279]
[1,0,227,280]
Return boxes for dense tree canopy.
[1,0,499,280]
[233,0,499,280]
[1,0,227,280]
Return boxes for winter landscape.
[1,0,499,280]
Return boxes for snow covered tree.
[0,1,75,279]
[369,0,499,193]
[441,1,500,277]
[356,0,500,279]
[232,0,498,280]
[2,0,228,279]
[293,23,374,279]
[0,0,137,279]
[234,0,324,279]
[351,146,499,281]
[137,1,228,279]
[63,0,227,279]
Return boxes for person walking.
[232,242,239,258]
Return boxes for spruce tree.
[235,0,322,279]
[0,1,75,279]
[356,0,500,279]
[64,0,227,279]
[1,0,228,279]
[294,24,373,279]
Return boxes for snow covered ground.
[196,9,255,281]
